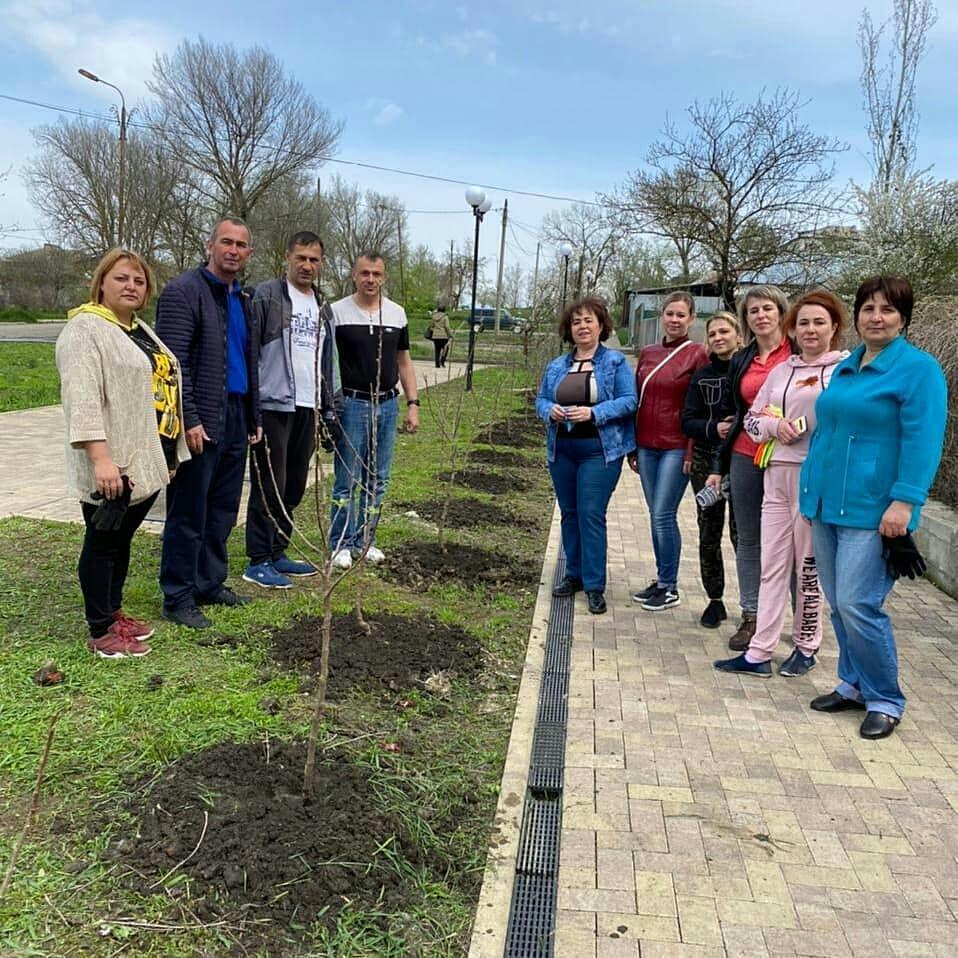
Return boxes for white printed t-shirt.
[287,281,322,409]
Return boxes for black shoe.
[552,576,583,597]
[779,649,817,678]
[809,691,866,713]
[700,599,727,629]
[713,653,771,677]
[631,581,660,603]
[642,588,679,612]
[587,591,607,615]
[163,605,212,630]
[198,587,250,608]
[860,711,900,739]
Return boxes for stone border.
[914,497,958,599]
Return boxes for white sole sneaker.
[332,549,353,570]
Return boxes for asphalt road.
[0,322,65,342]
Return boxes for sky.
[1,0,956,279]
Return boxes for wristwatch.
[407,398,421,407]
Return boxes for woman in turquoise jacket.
[536,297,637,615]
[800,276,947,739]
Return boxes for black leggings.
[78,493,158,637]
[432,338,449,367]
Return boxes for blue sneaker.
[242,562,292,589]
[714,654,771,677]
[273,554,319,577]
[779,649,817,677]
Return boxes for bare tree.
[0,244,89,310]
[541,202,621,298]
[25,117,184,259]
[320,175,403,298]
[146,38,342,220]
[617,89,847,308]
[860,0,938,190]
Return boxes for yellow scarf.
[67,302,137,330]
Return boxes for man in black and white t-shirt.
[244,231,340,588]
[329,252,419,568]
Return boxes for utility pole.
[447,239,454,307]
[396,215,406,303]
[530,241,541,330]
[493,199,508,333]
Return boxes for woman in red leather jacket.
[628,292,708,611]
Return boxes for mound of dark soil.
[116,741,427,951]
[469,448,537,469]
[385,541,540,591]
[479,417,543,447]
[438,469,531,494]
[395,497,543,531]
[271,611,482,690]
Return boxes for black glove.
[319,415,341,454]
[882,532,927,580]
[90,475,133,531]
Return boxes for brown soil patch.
[114,741,437,953]
[270,611,482,691]
[438,469,531,494]
[395,497,543,531]
[469,448,537,469]
[384,541,540,591]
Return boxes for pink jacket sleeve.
[743,366,785,444]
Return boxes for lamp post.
[558,241,573,311]
[79,68,129,248]
[465,186,492,392]
[584,269,595,294]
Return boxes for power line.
[0,91,604,208]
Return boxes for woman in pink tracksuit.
[714,290,848,678]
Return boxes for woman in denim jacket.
[536,297,637,614]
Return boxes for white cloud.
[372,102,405,127]
[0,0,177,103]
[441,29,498,66]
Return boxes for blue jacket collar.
[842,334,907,375]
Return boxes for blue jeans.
[636,447,689,589]
[330,396,399,553]
[548,438,623,593]
[812,520,903,719]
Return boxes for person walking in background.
[426,304,453,368]
[714,290,847,678]
[707,286,795,649]
[629,292,708,611]
[681,311,741,628]
[536,297,636,615]
[329,252,419,569]
[56,248,188,657]
[243,231,341,590]
[156,217,262,630]
[801,276,947,739]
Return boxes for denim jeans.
[812,520,904,719]
[636,446,689,589]
[330,396,399,553]
[548,437,623,593]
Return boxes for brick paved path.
[554,474,958,957]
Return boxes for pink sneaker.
[87,624,152,659]
[112,610,155,640]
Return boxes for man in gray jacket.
[243,231,341,588]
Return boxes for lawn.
[0,364,555,957]
[0,343,60,412]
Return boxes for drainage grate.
[541,635,572,673]
[535,673,568,725]
[504,873,557,957]
[515,796,562,875]
[504,545,577,958]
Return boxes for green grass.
[0,344,60,412]
[0,365,554,957]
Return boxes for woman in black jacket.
[682,311,741,628]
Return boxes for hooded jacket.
[744,350,846,465]
[682,353,733,454]
[252,278,342,423]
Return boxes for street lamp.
[79,68,129,248]
[558,241,574,310]
[465,186,492,392]
[585,269,595,293]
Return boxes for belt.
[343,386,399,402]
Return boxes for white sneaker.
[365,546,385,564]
[332,548,353,570]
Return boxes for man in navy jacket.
[156,217,262,629]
